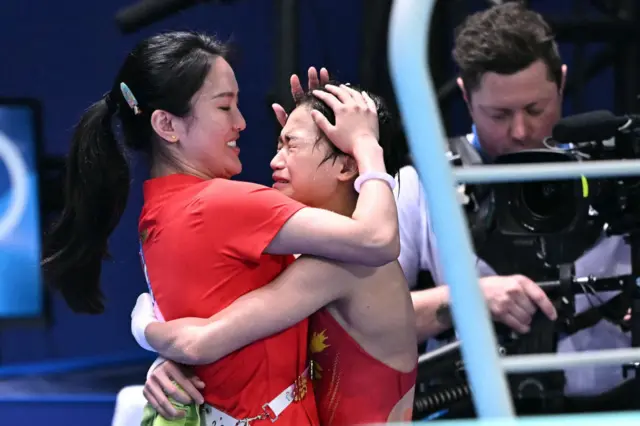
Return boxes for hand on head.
[311,84,380,156]
[272,66,331,127]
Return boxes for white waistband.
[203,366,310,425]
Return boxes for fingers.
[312,88,343,111]
[172,372,205,405]
[341,85,368,109]
[290,74,304,100]
[143,380,183,419]
[322,84,355,105]
[272,103,288,128]
[517,275,557,320]
[307,67,320,90]
[489,296,531,334]
[290,66,331,103]
[311,110,334,136]
[152,371,187,403]
[307,66,330,90]
[511,290,537,317]
[319,67,330,85]
[155,362,203,405]
[361,91,377,112]
[142,364,205,421]
[500,312,531,335]
[507,300,534,330]
[190,375,206,389]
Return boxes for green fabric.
[140,383,202,426]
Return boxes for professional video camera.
[413,111,640,420]
[491,111,640,265]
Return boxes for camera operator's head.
[453,2,566,160]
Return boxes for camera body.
[475,114,640,275]
[487,150,603,273]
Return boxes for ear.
[336,156,359,183]
[150,110,182,144]
[457,77,469,103]
[559,64,568,95]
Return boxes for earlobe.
[560,64,568,95]
[150,110,179,143]
[457,77,468,103]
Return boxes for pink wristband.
[354,171,396,193]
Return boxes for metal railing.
[387,0,640,419]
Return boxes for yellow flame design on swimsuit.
[309,330,330,380]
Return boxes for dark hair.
[42,31,229,314]
[452,2,562,96]
[293,82,403,179]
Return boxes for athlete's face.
[461,60,566,159]
[160,57,246,179]
[270,106,357,208]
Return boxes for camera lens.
[520,181,567,218]
[514,180,578,233]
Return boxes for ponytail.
[42,97,131,314]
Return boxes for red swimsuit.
[310,308,417,425]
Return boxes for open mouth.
[227,140,237,148]
[272,176,290,187]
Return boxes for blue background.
[0,0,616,367]
[0,105,43,318]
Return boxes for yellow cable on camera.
[581,175,589,198]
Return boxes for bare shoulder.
[330,259,417,372]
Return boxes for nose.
[270,149,285,171]
[234,108,247,132]
[510,112,529,142]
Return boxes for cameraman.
[399,3,632,410]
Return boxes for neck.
[318,184,358,217]
[150,150,212,180]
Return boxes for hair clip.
[120,82,142,115]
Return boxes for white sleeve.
[130,293,161,352]
[395,166,425,289]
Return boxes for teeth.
[227,141,237,148]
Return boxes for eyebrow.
[212,91,238,100]
[278,134,299,144]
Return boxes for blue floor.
[0,360,149,425]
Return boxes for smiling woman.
[42,30,402,426]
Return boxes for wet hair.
[452,2,562,96]
[42,31,229,314]
[293,82,403,180]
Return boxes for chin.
[279,187,295,198]
[227,162,242,178]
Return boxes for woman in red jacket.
[43,31,398,426]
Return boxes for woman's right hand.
[272,66,331,127]
[312,84,380,156]
[143,360,205,419]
